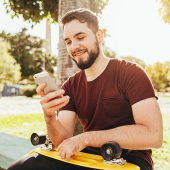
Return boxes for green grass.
[153,113,170,170]
[157,92,170,98]
[0,113,46,139]
[0,113,169,170]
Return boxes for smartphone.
[33,71,57,94]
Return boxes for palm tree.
[45,19,52,55]
[4,0,108,86]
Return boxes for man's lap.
[7,152,152,170]
[7,153,96,170]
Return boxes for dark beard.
[72,43,100,70]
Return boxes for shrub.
[20,84,37,97]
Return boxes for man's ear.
[96,29,104,43]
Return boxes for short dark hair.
[60,8,99,33]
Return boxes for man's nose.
[71,41,80,51]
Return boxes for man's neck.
[85,55,110,82]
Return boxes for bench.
[0,132,36,169]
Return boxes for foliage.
[103,46,116,58]
[0,29,57,80]
[146,62,170,92]
[23,89,36,97]
[44,54,57,75]
[90,0,109,15]
[3,0,59,23]
[20,84,37,97]
[102,28,116,58]
[159,0,170,23]
[121,56,147,68]
[119,56,170,92]
[0,39,21,84]
[3,0,109,23]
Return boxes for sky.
[0,0,170,64]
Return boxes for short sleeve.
[122,62,157,105]
[60,78,76,112]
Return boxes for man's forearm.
[82,124,162,150]
[45,116,70,147]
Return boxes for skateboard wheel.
[100,141,122,161]
[30,132,46,146]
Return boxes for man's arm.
[37,83,77,147]
[46,110,77,146]
[57,97,163,159]
[82,97,163,149]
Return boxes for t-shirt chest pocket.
[102,96,125,118]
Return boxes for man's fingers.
[47,96,69,108]
[40,89,65,104]
[36,83,46,96]
[58,146,74,160]
[65,153,74,160]
[59,147,66,159]
[41,95,69,109]
[56,99,70,110]
[42,97,70,117]
[39,88,68,118]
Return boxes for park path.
[0,95,169,115]
[0,96,42,115]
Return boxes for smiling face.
[63,19,100,70]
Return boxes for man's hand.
[57,134,86,160]
[36,83,70,121]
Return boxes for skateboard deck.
[29,148,139,170]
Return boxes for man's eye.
[66,41,71,45]
[78,37,84,40]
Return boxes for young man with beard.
[8,8,163,170]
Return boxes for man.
[8,8,163,170]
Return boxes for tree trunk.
[43,19,52,71]
[57,0,90,87]
[45,19,52,55]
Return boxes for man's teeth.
[74,51,86,56]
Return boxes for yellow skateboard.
[29,133,139,170]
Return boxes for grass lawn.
[0,113,46,139]
[153,113,170,170]
[157,92,170,98]
[0,113,169,170]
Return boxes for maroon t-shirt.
[61,59,156,168]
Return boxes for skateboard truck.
[30,132,54,151]
[100,141,126,165]
[30,133,126,165]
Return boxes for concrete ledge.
[0,132,36,169]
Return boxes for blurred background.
[0,0,170,170]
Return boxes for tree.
[3,0,109,86]
[103,45,116,58]
[45,19,52,54]
[102,29,116,58]
[0,39,21,84]
[3,0,109,23]
[121,56,146,68]
[146,61,170,91]
[0,29,57,80]
[159,0,170,23]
